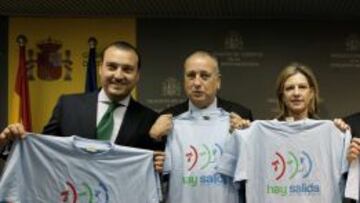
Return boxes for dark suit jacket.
[344,112,360,138]
[42,91,163,150]
[161,97,253,120]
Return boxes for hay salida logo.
[182,143,229,187]
[267,150,320,197]
[60,180,109,203]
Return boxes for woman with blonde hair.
[275,62,320,121]
[218,61,350,203]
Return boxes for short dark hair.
[100,41,141,69]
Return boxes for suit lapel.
[115,98,139,145]
[81,92,98,139]
[217,97,227,109]
[168,100,189,116]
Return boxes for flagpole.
[15,35,32,131]
[85,37,98,92]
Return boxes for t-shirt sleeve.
[163,129,174,174]
[232,131,249,183]
[0,139,22,201]
[216,132,239,177]
[345,157,359,201]
[217,129,249,183]
[341,130,352,174]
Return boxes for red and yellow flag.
[11,37,32,131]
[9,18,135,132]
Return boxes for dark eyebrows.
[105,62,135,69]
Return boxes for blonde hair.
[275,62,320,120]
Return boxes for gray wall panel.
[138,19,360,119]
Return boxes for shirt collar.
[98,89,130,107]
[188,97,218,116]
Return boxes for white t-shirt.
[0,134,161,203]
[217,119,350,203]
[164,108,239,203]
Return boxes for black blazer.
[162,97,253,120]
[43,91,163,150]
[344,112,360,138]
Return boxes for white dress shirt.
[97,89,130,143]
[188,98,218,118]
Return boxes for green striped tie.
[96,102,121,140]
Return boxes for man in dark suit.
[0,41,163,152]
